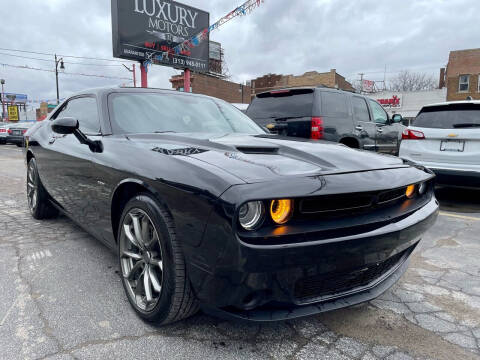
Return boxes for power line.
[0,62,132,81]
[0,51,125,67]
[0,46,129,63]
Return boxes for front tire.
[27,158,58,219]
[118,194,199,325]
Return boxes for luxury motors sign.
[111,0,210,72]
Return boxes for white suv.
[399,101,480,188]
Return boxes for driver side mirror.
[392,114,403,123]
[52,117,79,134]
[51,116,103,153]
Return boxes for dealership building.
[368,88,447,123]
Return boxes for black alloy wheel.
[118,194,198,325]
[120,208,164,312]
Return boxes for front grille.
[294,248,410,302]
[299,186,410,216]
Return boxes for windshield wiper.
[452,123,480,128]
[154,131,177,134]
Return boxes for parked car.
[24,87,438,325]
[6,121,35,147]
[246,87,405,155]
[0,123,8,144]
[400,101,480,188]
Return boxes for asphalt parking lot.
[0,144,479,360]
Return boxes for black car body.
[247,87,406,155]
[24,87,438,324]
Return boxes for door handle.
[377,128,384,133]
[355,125,363,131]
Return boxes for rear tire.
[27,158,59,219]
[118,193,199,325]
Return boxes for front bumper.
[430,167,480,188]
[194,197,439,322]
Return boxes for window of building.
[478,75,480,92]
[459,75,470,92]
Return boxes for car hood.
[128,133,408,183]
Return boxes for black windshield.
[414,103,480,129]
[109,93,265,135]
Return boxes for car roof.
[68,86,215,100]
[422,100,480,108]
[255,86,358,97]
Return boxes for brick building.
[250,69,355,96]
[445,48,480,101]
[170,72,251,104]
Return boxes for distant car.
[0,123,8,144]
[6,122,35,147]
[399,101,480,188]
[246,87,406,155]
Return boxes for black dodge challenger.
[24,87,438,325]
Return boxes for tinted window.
[55,97,100,134]
[321,92,348,117]
[369,99,388,124]
[247,90,314,119]
[352,97,370,122]
[109,93,264,135]
[414,104,480,129]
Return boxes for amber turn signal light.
[270,199,294,224]
[405,185,416,199]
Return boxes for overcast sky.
[1,0,479,107]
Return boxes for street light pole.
[0,79,5,121]
[55,54,65,105]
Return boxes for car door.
[368,99,399,154]
[40,96,104,233]
[351,96,377,151]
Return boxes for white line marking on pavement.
[0,297,17,326]
[439,211,480,221]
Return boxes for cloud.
[0,0,479,105]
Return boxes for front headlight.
[405,184,416,199]
[418,182,427,195]
[238,201,265,230]
[270,199,294,225]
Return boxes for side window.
[369,99,388,124]
[352,97,370,122]
[321,92,349,117]
[54,97,100,134]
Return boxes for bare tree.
[389,70,437,92]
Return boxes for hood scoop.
[235,146,279,154]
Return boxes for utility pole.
[122,64,136,87]
[1,79,5,121]
[383,65,387,91]
[358,73,364,93]
[55,54,65,104]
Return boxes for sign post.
[111,0,210,87]
[140,63,148,88]
[184,68,191,92]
